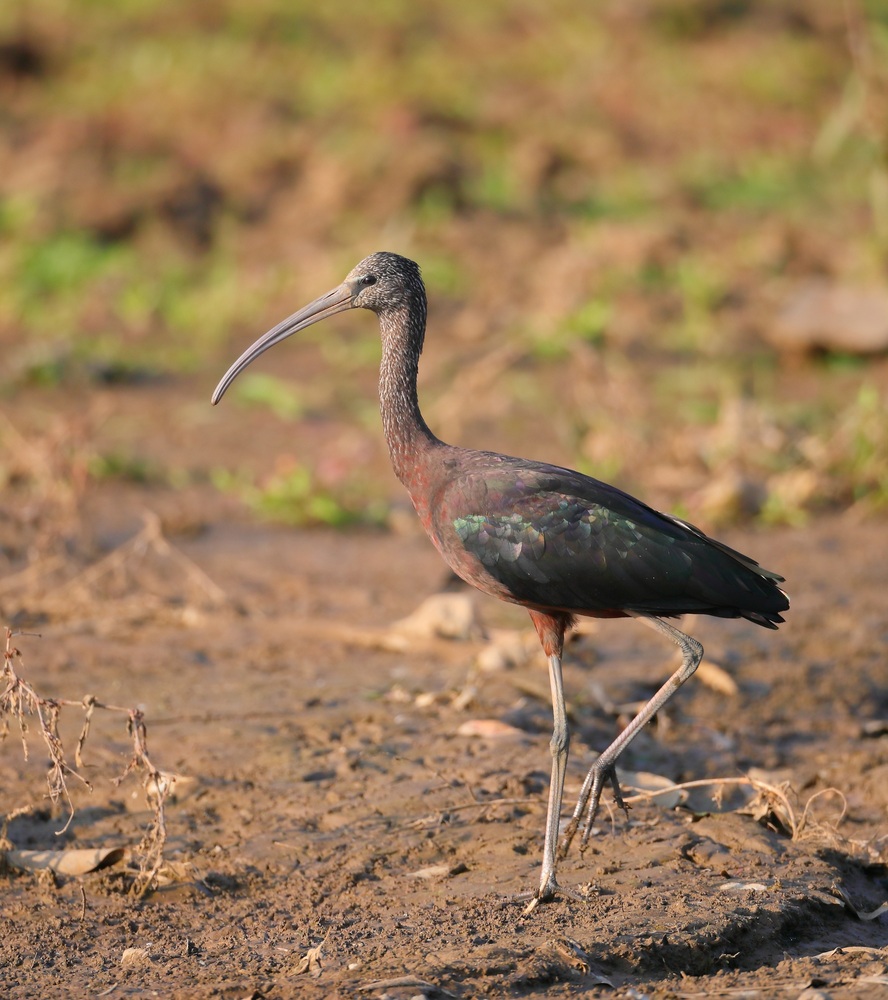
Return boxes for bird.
[212,251,789,911]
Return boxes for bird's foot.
[599,766,631,831]
[557,813,583,861]
[558,762,631,859]
[520,877,591,916]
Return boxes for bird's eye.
[360,274,377,287]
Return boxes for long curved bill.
[211,283,354,404]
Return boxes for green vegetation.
[88,451,164,484]
[229,374,306,421]
[212,463,389,529]
[1,1,887,527]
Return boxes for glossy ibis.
[212,252,789,910]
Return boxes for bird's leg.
[559,615,703,858]
[522,611,587,914]
[534,649,569,904]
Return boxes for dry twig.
[1,628,174,890]
[1,629,91,832]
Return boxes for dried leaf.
[476,628,536,672]
[6,846,126,875]
[815,946,888,959]
[457,719,524,739]
[696,658,739,696]
[834,891,888,921]
[120,947,150,969]
[389,593,477,641]
[294,942,324,977]
[683,778,756,814]
[620,769,685,809]
[406,864,453,880]
[359,976,455,996]
[718,880,771,893]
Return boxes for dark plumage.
[213,252,789,911]
[440,456,785,626]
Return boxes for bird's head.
[211,251,425,405]
[344,252,423,314]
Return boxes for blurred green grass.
[0,0,886,529]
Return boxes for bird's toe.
[521,878,592,916]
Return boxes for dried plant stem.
[1,628,173,890]
[1,630,91,832]
[616,773,848,843]
[115,708,170,895]
[51,510,227,606]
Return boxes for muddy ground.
[0,373,886,1000]
[2,4,888,996]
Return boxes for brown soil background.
[1,494,887,998]
[1,3,887,997]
